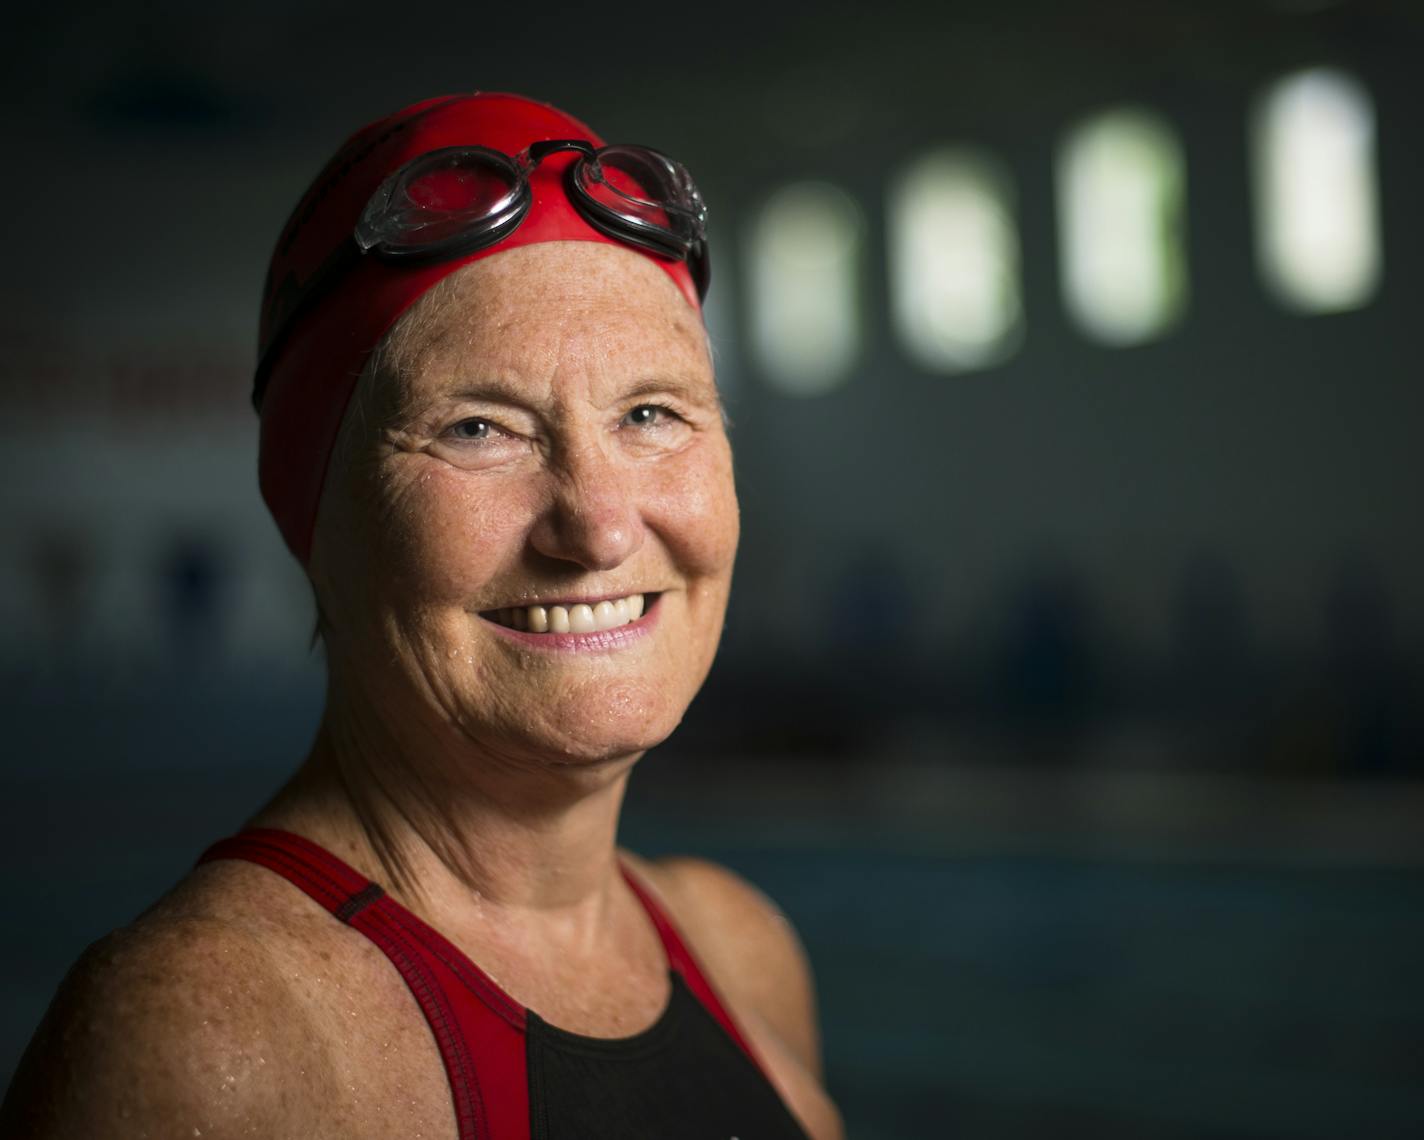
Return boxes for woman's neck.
[251,682,642,933]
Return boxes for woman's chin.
[449,705,677,768]
[537,714,683,768]
[458,688,688,772]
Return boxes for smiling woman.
[0,94,840,1140]
[309,243,741,792]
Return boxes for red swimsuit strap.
[198,829,768,1079]
[198,828,522,1140]
[617,863,769,1078]
[201,827,369,907]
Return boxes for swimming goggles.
[358,139,707,286]
[255,139,709,406]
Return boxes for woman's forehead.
[380,242,711,395]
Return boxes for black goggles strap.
[527,138,598,164]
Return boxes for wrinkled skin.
[310,240,739,782]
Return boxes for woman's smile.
[479,591,662,651]
[308,241,739,763]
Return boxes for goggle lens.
[575,146,706,252]
[407,165,507,213]
[356,148,523,258]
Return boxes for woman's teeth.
[489,594,646,634]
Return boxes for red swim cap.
[256,92,702,564]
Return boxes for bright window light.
[887,149,1023,372]
[1057,107,1188,345]
[1251,67,1381,313]
[746,182,863,396]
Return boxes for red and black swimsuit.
[199,829,810,1139]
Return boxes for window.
[1057,107,1188,345]
[747,182,863,396]
[1251,67,1381,314]
[888,149,1023,371]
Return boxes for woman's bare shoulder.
[624,855,818,1056]
[621,852,843,1139]
[0,864,334,1139]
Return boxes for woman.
[1,94,842,1139]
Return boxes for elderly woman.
[2,94,841,1139]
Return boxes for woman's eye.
[623,404,675,428]
[449,418,493,440]
[429,414,526,471]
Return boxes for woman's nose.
[528,445,645,571]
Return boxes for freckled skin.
[310,242,740,771]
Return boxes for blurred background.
[3,0,1422,1135]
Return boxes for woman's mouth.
[480,593,655,634]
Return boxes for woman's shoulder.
[0,864,336,1138]
[620,852,843,1140]
[622,857,812,1027]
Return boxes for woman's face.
[309,242,738,768]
